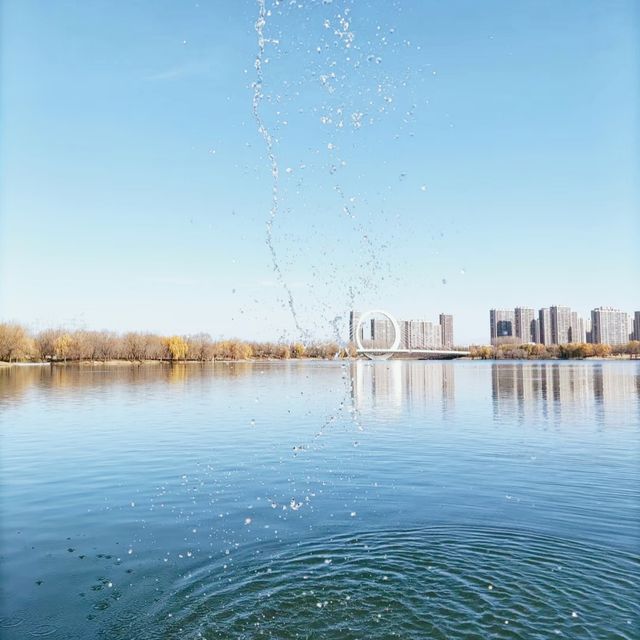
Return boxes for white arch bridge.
[352,309,469,360]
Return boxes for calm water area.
[1,360,638,639]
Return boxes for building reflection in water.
[491,362,639,425]
[350,360,455,415]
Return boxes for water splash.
[252,0,307,339]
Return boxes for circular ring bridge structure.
[355,309,401,352]
[354,309,470,359]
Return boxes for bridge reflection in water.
[351,360,456,414]
[350,361,639,427]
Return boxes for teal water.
[0,361,638,639]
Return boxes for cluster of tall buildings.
[350,311,454,350]
[490,306,640,346]
[403,314,453,349]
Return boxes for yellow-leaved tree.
[0,323,33,362]
[291,342,305,358]
[54,333,73,362]
[164,336,189,361]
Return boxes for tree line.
[469,342,640,360]
[2,322,639,363]
[0,323,354,363]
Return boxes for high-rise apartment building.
[349,311,362,343]
[514,307,536,343]
[585,317,593,343]
[532,318,541,344]
[569,311,586,343]
[371,317,395,348]
[350,310,451,351]
[439,314,454,349]
[591,307,630,345]
[634,311,640,341]
[550,306,572,345]
[538,308,552,345]
[489,305,632,346]
[402,320,442,349]
[425,322,443,348]
[490,309,516,346]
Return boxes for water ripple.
[113,526,639,639]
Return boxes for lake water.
[1,360,638,639]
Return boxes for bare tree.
[187,333,214,361]
[122,333,146,361]
[35,328,63,361]
[0,323,33,362]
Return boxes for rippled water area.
[1,361,638,639]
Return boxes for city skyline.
[490,305,638,346]
[350,309,454,351]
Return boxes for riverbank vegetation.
[0,323,354,363]
[469,342,640,360]
[2,323,639,363]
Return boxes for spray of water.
[252,0,308,339]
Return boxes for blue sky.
[1,0,638,344]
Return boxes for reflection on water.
[491,362,640,425]
[3,361,637,421]
[1,361,638,639]
[351,360,455,414]
[349,360,638,426]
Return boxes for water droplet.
[244,517,252,525]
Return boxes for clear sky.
[1,0,638,345]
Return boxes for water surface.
[1,361,638,638]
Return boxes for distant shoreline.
[1,355,637,369]
[1,322,638,364]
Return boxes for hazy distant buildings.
[371,317,395,348]
[349,311,395,349]
[570,311,586,343]
[584,316,593,344]
[349,311,362,343]
[538,308,552,345]
[634,312,640,341]
[490,305,614,346]
[350,310,453,350]
[532,318,541,344]
[489,309,516,346]
[514,307,536,344]
[591,307,630,345]
[401,319,442,349]
[550,306,572,345]
[439,314,454,348]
